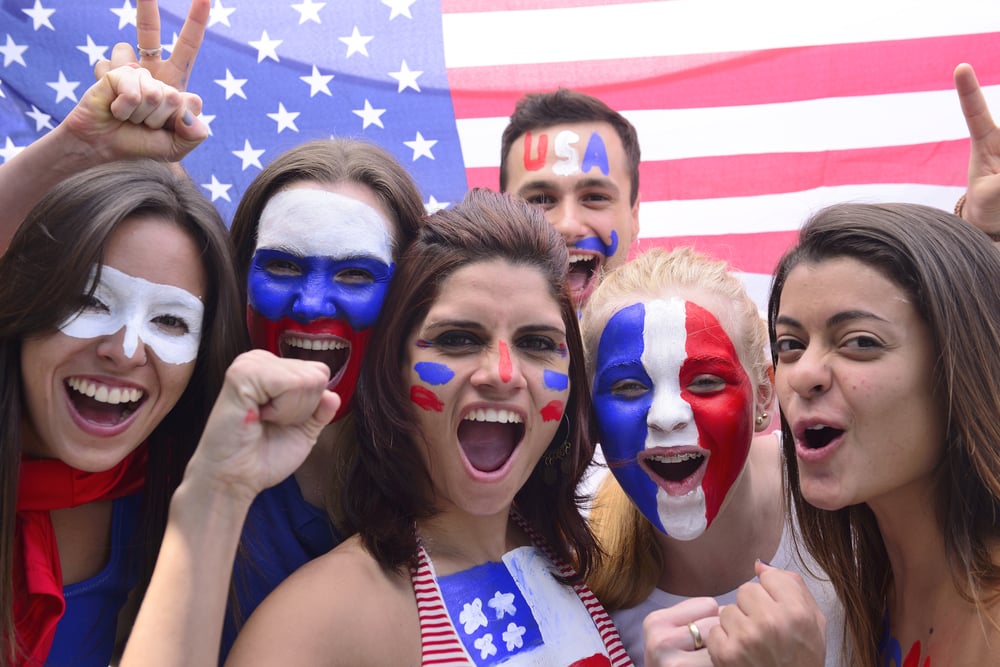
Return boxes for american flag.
[1,0,998,306]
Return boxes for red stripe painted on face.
[540,400,564,422]
[498,340,512,383]
[410,385,444,412]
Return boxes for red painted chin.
[247,307,370,422]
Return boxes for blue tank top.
[44,493,141,667]
[219,475,341,662]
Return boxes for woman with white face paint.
[582,247,844,667]
[0,159,246,667]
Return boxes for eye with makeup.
[79,293,110,314]
[429,330,483,353]
[609,378,650,399]
[516,333,560,355]
[686,374,727,394]
[263,257,302,277]
[151,313,191,336]
[335,267,375,285]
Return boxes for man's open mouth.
[568,253,600,296]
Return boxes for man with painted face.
[582,248,844,667]
[500,89,641,308]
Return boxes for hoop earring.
[543,414,572,485]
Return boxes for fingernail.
[756,558,771,567]
[181,109,195,126]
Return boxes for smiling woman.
[223,188,631,666]
[0,159,245,666]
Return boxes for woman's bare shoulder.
[225,535,421,666]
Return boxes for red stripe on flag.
[467,139,970,200]
[639,231,801,274]
[448,33,1000,118]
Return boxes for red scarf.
[13,444,147,666]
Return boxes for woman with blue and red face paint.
[582,247,844,667]
[210,189,631,666]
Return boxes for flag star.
[267,102,300,133]
[110,0,137,30]
[215,69,248,100]
[249,30,281,63]
[291,0,325,24]
[0,79,4,98]
[163,32,181,56]
[404,131,437,160]
[382,0,416,20]
[201,175,233,202]
[0,35,29,67]
[388,60,422,93]
[76,36,108,66]
[47,71,80,104]
[300,65,333,97]
[339,26,373,58]
[424,195,449,214]
[352,99,385,129]
[25,105,53,132]
[232,139,265,170]
[0,137,26,162]
[199,112,216,135]
[23,0,56,31]
[208,0,236,28]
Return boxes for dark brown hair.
[229,138,425,302]
[768,202,1000,666]
[0,160,245,662]
[344,188,600,580]
[499,89,641,205]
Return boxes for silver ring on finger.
[137,44,163,58]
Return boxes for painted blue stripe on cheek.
[573,230,619,260]
[414,361,454,385]
[543,369,568,391]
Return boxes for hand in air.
[954,63,1000,233]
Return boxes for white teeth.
[463,408,523,424]
[284,336,347,351]
[569,254,592,264]
[66,377,144,405]
[648,452,703,464]
[806,424,829,430]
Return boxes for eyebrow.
[424,319,566,336]
[516,177,620,195]
[260,245,383,262]
[776,309,891,330]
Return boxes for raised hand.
[954,63,1000,234]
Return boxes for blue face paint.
[414,361,454,386]
[543,369,569,392]
[247,249,394,329]
[580,131,610,176]
[574,230,619,261]
[591,302,663,532]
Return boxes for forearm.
[120,475,254,667]
[0,125,101,252]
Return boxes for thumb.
[754,558,773,577]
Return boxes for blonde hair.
[582,246,771,608]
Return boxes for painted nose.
[290,273,339,323]
[472,340,526,391]
[646,389,694,435]
[98,325,148,367]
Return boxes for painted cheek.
[410,385,444,412]
[682,302,754,524]
[414,361,454,386]
[498,340,512,383]
[543,370,568,391]
[540,400,564,422]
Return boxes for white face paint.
[552,129,582,177]
[255,188,394,262]
[59,265,204,365]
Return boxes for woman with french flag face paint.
[246,183,397,422]
[582,248,842,667]
[592,298,754,540]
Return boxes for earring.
[543,414,572,485]
[755,412,768,427]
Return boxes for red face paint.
[522,131,548,171]
[540,400,564,422]
[410,385,444,412]
[498,340,512,383]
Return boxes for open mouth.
[280,334,349,388]
[568,253,600,297]
[458,408,525,473]
[639,449,708,495]
[66,377,145,426]
[802,425,843,449]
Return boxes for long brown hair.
[768,203,1000,666]
[344,188,600,580]
[0,160,245,662]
